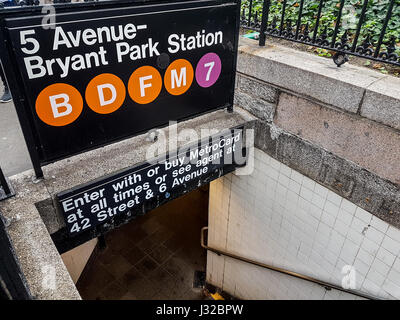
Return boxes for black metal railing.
[241,0,400,67]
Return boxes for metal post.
[0,167,14,201]
[98,234,107,250]
[227,0,242,114]
[350,0,368,52]
[312,0,324,43]
[330,0,345,48]
[373,0,395,58]
[259,0,270,46]
[247,0,253,27]
[0,167,15,201]
[295,0,305,40]
[0,167,10,195]
[279,0,287,36]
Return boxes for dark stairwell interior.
[76,186,209,300]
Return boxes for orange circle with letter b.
[128,66,162,104]
[35,83,83,127]
[85,73,126,114]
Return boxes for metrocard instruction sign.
[0,0,239,164]
[58,128,244,236]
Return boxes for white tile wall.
[207,148,400,300]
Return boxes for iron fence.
[241,0,400,67]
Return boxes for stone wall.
[206,38,400,299]
[235,38,400,226]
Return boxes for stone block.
[237,38,386,114]
[361,76,400,131]
[237,73,278,103]
[274,92,400,185]
[234,90,275,121]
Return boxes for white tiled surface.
[206,148,400,300]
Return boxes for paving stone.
[163,255,192,279]
[120,224,149,243]
[99,251,133,279]
[76,263,115,299]
[181,288,206,300]
[98,281,129,300]
[137,236,158,253]
[119,266,144,286]
[150,226,174,244]
[149,245,173,264]
[135,256,159,276]
[105,229,135,252]
[127,277,158,300]
[120,291,139,300]
[121,245,146,265]
[149,267,174,284]
[163,233,185,253]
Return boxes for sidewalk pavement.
[0,97,31,177]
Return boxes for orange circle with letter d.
[164,59,194,96]
[128,66,162,104]
[35,83,83,127]
[85,73,126,114]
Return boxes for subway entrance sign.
[0,0,240,177]
[57,127,245,237]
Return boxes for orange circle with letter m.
[164,59,194,96]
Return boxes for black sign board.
[0,0,240,177]
[57,127,245,236]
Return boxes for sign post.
[0,166,14,201]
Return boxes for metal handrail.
[201,227,380,300]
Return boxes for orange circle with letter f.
[128,66,162,104]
